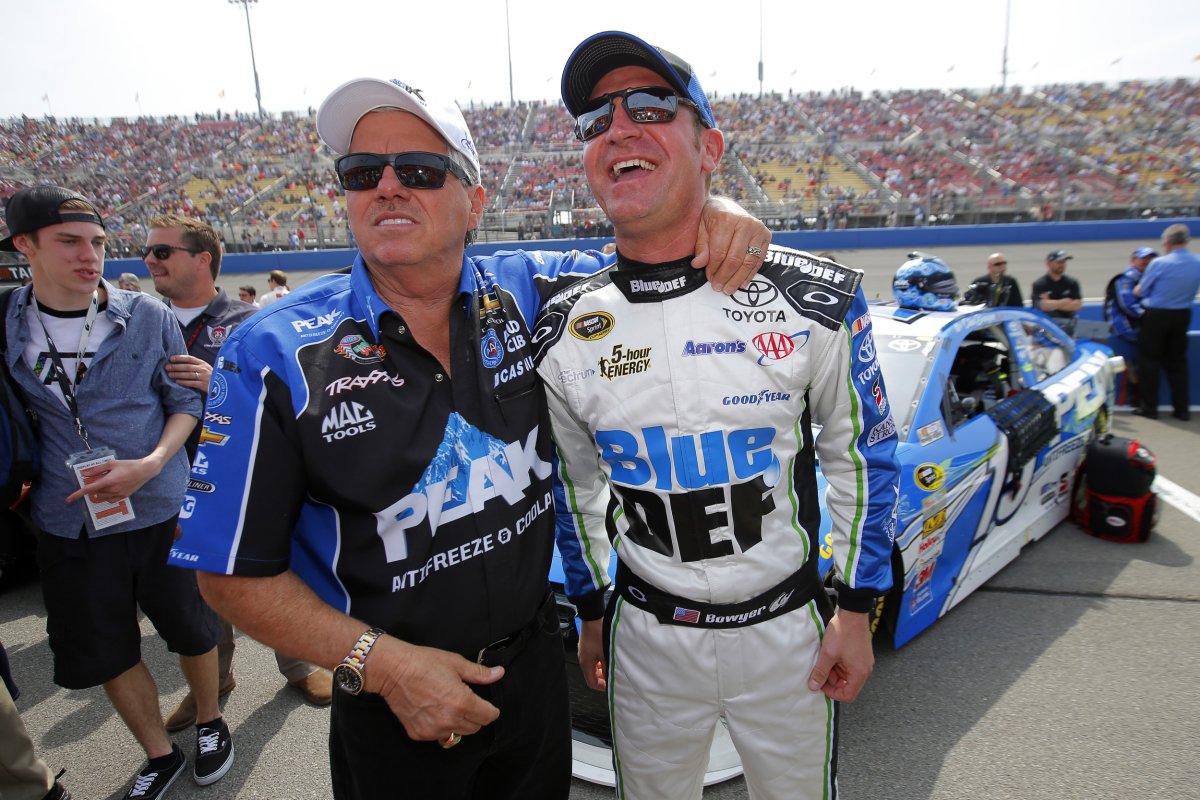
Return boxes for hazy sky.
[4,0,1198,119]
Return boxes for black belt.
[616,560,825,629]
[472,591,556,668]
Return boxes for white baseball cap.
[315,78,479,176]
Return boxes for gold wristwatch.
[333,627,384,695]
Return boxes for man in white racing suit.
[536,31,901,799]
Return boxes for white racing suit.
[534,246,900,799]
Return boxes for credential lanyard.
[181,312,208,351]
[33,290,100,449]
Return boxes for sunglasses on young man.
[334,151,470,192]
[141,244,201,261]
[574,86,702,142]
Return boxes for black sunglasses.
[334,151,470,192]
[141,244,201,261]
[574,86,700,142]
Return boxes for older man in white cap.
[167,76,769,798]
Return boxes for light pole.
[505,0,515,106]
[1001,0,1012,90]
[229,0,265,119]
[758,0,764,98]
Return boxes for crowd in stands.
[463,102,530,150]
[2,78,1197,246]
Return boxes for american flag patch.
[851,313,871,335]
[673,607,700,623]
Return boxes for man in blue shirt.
[1134,224,1200,420]
[2,185,231,797]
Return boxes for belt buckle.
[476,633,513,664]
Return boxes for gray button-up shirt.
[4,281,201,538]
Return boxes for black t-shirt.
[1030,274,1081,319]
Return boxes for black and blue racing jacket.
[534,246,899,620]
[169,249,604,658]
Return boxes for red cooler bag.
[1071,434,1158,543]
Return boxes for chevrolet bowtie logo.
[199,427,229,446]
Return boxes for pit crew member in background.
[142,213,333,731]
[167,76,769,799]
[256,269,289,307]
[540,31,900,799]
[1135,223,1200,421]
[237,285,259,308]
[1105,246,1153,407]
[964,252,1022,307]
[116,272,143,293]
[1032,249,1082,335]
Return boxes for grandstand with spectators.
[2,80,1197,253]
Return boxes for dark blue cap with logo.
[1132,246,1157,259]
[561,31,717,129]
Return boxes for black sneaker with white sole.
[193,717,235,786]
[125,744,186,799]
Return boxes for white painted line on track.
[1152,476,1200,526]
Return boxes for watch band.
[343,626,385,672]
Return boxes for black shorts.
[36,518,220,690]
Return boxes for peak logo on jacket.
[292,310,345,336]
[372,414,551,563]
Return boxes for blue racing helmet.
[894,252,960,311]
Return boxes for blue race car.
[815,302,1121,646]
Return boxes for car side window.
[1014,322,1071,384]
[944,326,1017,426]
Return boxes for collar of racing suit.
[609,254,708,303]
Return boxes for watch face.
[334,664,363,695]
